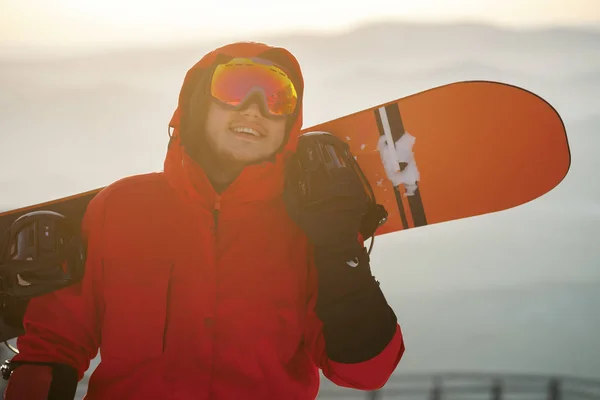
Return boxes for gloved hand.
[283,138,398,364]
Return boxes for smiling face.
[203,98,288,166]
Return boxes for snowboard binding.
[0,210,86,352]
[285,131,388,254]
[0,210,86,300]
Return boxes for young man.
[4,41,404,399]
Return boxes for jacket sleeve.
[10,194,106,380]
[303,255,405,391]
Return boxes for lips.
[231,126,262,137]
[230,122,266,139]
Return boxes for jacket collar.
[164,136,287,214]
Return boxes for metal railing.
[317,372,600,399]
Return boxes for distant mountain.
[2,20,600,62]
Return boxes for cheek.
[204,107,229,143]
[270,121,287,146]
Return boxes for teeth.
[232,127,261,136]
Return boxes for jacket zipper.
[208,194,221,400]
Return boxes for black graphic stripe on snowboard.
[375,104,427,228]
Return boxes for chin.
[228,151,274,166]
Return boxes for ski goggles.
[209,57,299,118]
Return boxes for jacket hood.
[163,42,306,209]
[167,41,305,154]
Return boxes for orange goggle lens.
[210,57,298,117]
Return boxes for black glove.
[284,150,397,363]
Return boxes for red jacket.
[11,42,404,399]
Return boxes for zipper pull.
[213,195,221,229]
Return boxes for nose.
[240,101,263,118]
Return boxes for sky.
[1,0,600,49]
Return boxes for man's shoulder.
[85,172,171,214]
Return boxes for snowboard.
[0,80,570,340]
